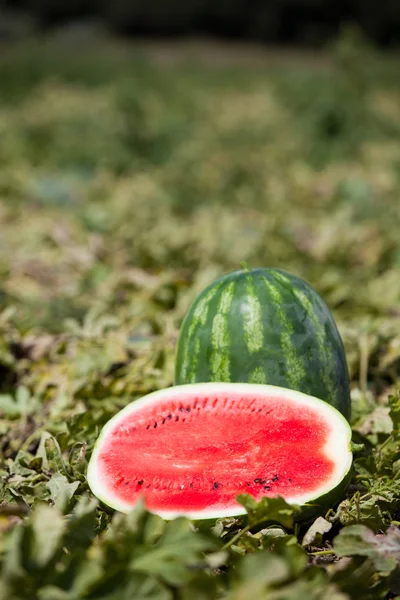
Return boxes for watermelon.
[175,268,351,421]
[87,382,352,520]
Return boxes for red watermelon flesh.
[87,383,352,519]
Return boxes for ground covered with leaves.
[0,34,400,599]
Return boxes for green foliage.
[0,499,222,600]
[0,39,400,598]
[236,494,300,530]
[334,524,400,572]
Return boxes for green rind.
[294,467,352,525]
[175,268,351,421]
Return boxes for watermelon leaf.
[236,494,301,529]
[302,517,333,547]
[46,473,80,509]
[225,542,346,600]
[334,524,400,572]
[0,387,41,419]
[131,517,220,586]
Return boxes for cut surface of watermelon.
[87,383,352,520]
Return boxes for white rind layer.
[87,382,352,519]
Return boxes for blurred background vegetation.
[1,0,400,46]
[0,22,399,407]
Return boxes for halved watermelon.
[87,383,352,520]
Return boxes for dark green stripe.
[271,270,346,410]
[178,283,222,382]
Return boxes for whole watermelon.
[175,267,351,421]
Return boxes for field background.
[1,32,400,599]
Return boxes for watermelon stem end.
[239,260,251,271]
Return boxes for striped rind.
[175,268,351,421]
[262,276,306,391]
[87,382,352,519]
[179,283,222,384]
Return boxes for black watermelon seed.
[264,485,271,490]
[179,407,184,412]
[272,475,279,482]
[254,478,262,483]
[146,425,150,430]
[213,482,219,490]
[125,481,130,485]
[153,422,157,428]
[138,480,144,485]
[261,480,267,484]
[246,482,251,486]
[288,478,292,482]
[190,483,193,488]
[162,419,166,424]
[185,407,191,412]
[167,414,172,420]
